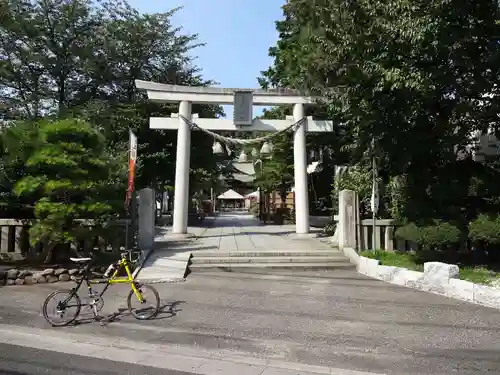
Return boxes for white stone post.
[338,189,357,249]
[172,101,192,234]
[138,188,155,249]
[293,103,310,234]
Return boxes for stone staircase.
[188,249,355,272]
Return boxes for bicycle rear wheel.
[127,283,160,320]
[42,290,81,327]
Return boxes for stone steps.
[190,250,337,257]
[188,249,354,272]
[189,262,355,271]
[190,255,348,264]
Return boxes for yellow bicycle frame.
[89,257,144,303]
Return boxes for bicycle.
[42,250,160,327]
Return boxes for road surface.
[0,215,499,374]
[0,342,195,375]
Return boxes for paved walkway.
[137,213,332,282]
[190,213,329,251]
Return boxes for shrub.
[395,222,419,242]
[469,214,500,264]
[249,202,259,216]
[418,221,462,250]
[323,222,336,236]
[469,214,500,244]
[395,221,462,263]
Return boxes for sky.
[127,0,285,118]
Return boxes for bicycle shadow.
[73,300,185,326]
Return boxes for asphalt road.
[0,343,195,375]
[1,269,500,375]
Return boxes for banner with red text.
[125,130,137,209]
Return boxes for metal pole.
[372,155,376,251]
[211,187,214,215]
[125,215,129,250]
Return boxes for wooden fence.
[0,219,132,261]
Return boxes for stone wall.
[0,266,107,286]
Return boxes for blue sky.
[128,0,285,118]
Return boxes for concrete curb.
[357,256,500,310]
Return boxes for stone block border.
[357,256,500,310]
[0,266,107,286]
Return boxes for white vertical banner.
[370,157,379,214]
[125,130,138,208]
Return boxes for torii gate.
[135,80,334,236]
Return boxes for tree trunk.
[43,242,58,264]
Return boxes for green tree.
[254,107,294,202]
[261,0,500,222]
[13,118,116,263]
[0,120,41,217]
[1,0,224,206]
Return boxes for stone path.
[137,213,332,282]
[190,213,328,251]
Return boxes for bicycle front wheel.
[127,283,160,320]
[42,290,81,327]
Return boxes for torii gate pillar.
[293,103,309,234]
[172,100,192,234]
[135,80,336,235]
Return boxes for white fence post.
[138,188,155,249]
[338,189,357,249]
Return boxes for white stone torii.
[135,80,335,236]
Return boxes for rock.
[54,268,68,276]
[24,276,37,285]
[14,278,25,285]
[70,275,79,281]
[68,269,79,275]
[46,275,58,283]
[7,269,18,280]
[36,275,47,284]
[41,268,54,276]
[17,270,32,278]
[6,279,14,286]
[422,262,459,288]
[58,274,70,282]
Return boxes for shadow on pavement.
[72,300,185,327]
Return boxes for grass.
[360,250,499,285]
[360,250,424,272]
[459,267,498,285]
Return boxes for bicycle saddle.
[69,257,92,263]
